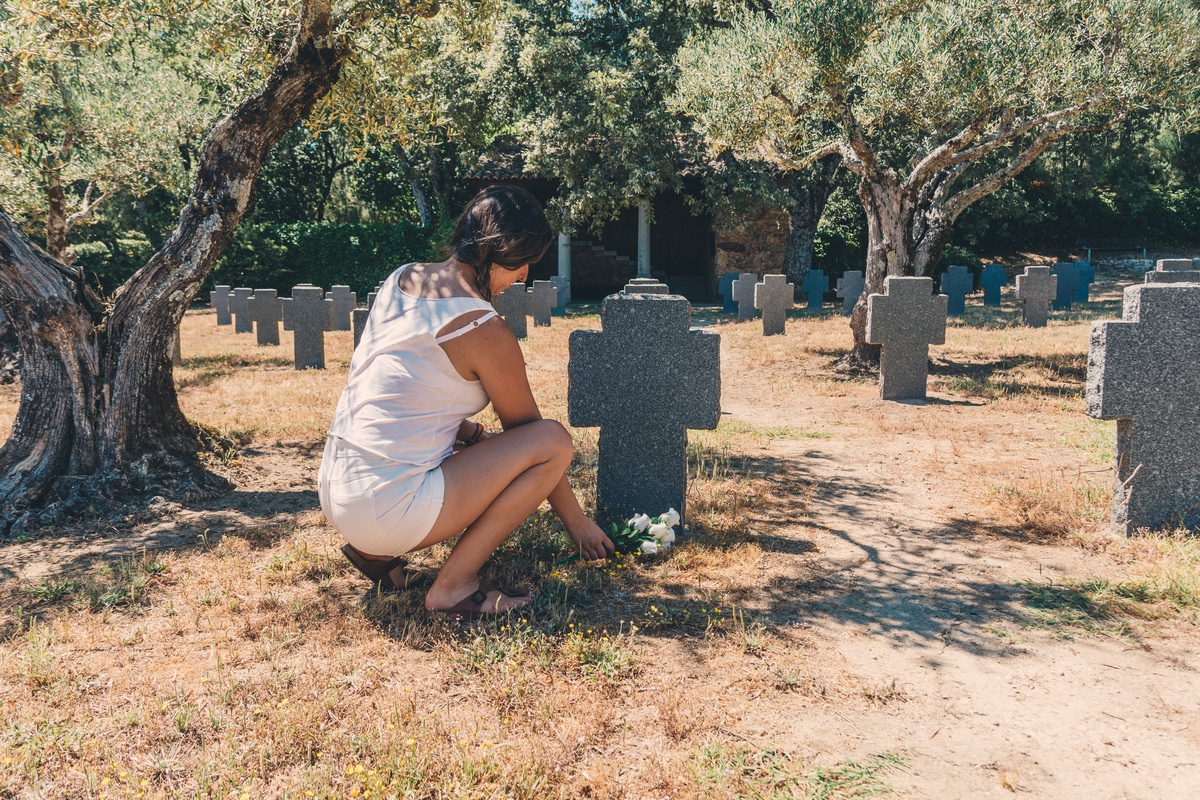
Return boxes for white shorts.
[317,436,445,557]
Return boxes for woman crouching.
[318,185,614,616]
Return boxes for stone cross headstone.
[568,294,720,524]
[327,285,356,332]
[281,286,333,369]
[1074,262,1095,302]
[494,282,533,339]
[1087,283,1200,534]
[352,307,369,348]
[802,270,828,312]
[719,273,739,314]
[532,280,558,327]
[865,276,947,401]
[230,288,254,334]
[980,264,1006,306]
[1016,266,1057,328]
[730,273,759,322]
[753,274,794,336]
[247,289,283,346]
[836,270,864,316]
[622,278,669,295]
[210,285,232,326]
[1051,263,1078,311]
[550,276,570,316]
[1145,258,1200,284]
[940,265,974,315]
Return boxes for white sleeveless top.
[327,263,496,476]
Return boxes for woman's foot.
[425,578,531,616]
[341,544,428,591]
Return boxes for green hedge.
[208,221,437,298]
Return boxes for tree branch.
[942,129,1066,220]
[940,95,1105,170]
[768,85,816,118]
[907,112,988,188]
[65,187,116,233]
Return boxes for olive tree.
[676,0,1200,360]
[0,0,443,536]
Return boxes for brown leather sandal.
[341,544,429,592]
[426,583,532,619]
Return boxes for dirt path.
[720,377,1200,798]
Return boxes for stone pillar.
[557,232,571,283]
[637,198,651,278]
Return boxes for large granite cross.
[730,273,759,321]
[865,277,947,401]
[1074,262,1095,302]
[532,280,558,327]
[328,285,356,331]
[1145,258,1200,284]
[1051,263,1078,311]
[494,282,533,339]
[836,270,864,316]
[230,288,254,334]
[210,285,232,326]
[940,265,974,315]
[1016,266,1056,327]
[754,274,793,336]
[247,289,283,346]
[281,285,333,369]
[550,276,570,316]
[980,264,1006,306]
[1087,283,1200,534]
[568,294,720,525]
[802,270,828,312]
[718,273,739,314]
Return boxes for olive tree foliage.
[0,14,211,264]
[676,0,1200,360]
[0,0,446,536]
[481,0,716,231]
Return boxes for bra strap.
[434,310,498,344]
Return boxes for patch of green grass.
[715,419,833,441]
[1014,576,1191,639]
[693,743,906,799]
[1058,419,1115,464]
[560,630,636,684]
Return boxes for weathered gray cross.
[281,285,333,369]
[1086,284,1200,533]
[1016,266,1056,327]
[980,264,1006,306]
[550,276,570,316]
[247,289,283,346]
[623,278,669,294]
[328,285,356,332]
[532,280,558,327]
[568,294,721,525]
[1146,258,1200,284]
[210,285,232,326]
[230,288,254,334]
[865,277,947,401]
[494,282,533,339]
[730,273,759,321]
[836,271,864,316]
[754,274,794,336]
[940,265,973,315]
[719,272,739,314]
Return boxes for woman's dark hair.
[450,185,554,301]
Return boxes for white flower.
[640,540,659,554]
[660,528,676,545]
[648,523,671,541]
[663,508,681,527]
[628,513,651,532]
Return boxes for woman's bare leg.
[416,419,573,612]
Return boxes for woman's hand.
[567,517,616,562]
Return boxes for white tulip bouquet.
[557,508,680,563]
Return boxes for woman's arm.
[439,318,614,560]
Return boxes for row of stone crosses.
[205,257,1197,537]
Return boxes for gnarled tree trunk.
[0,2,350,537]
[781,155,840,295]
[847,172,917,364]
